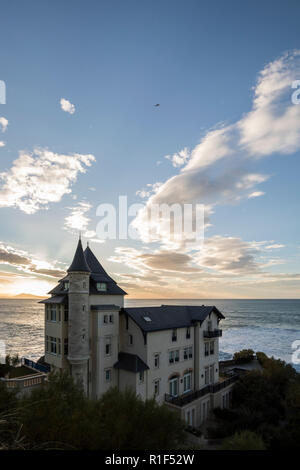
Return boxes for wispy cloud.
[60,98,75,115]
[0,242,65,278]
[0,117,8,133]
[248,191,265,199]
[165,147,190,167]
[64,201,97,239]
[0,148,95,214]
[0,141,5,148]
[133,51,300,248]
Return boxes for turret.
[67,237,91,394]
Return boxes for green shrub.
[222,430,266,450]
[233,349,255,364]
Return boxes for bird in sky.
[154,103,160,107]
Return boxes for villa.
[40,238,237,427]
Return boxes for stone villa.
[41,238,236,427]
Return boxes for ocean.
[0,298,299,372]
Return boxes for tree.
[17,373,185,450]
[233,349,255,364]
[222,430,266,450]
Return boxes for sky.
[0,0,300,298]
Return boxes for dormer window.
[96,282,107,292]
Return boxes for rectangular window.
[210,341,214,355]
[154,380,160,396]
[205,342,209,357]
[50,305,56,322]
[139,371,144,383]
[105,369,111,382]
[172,329,177,342]
[169,377,179,397]
[50,337,57,355]
[58,307,61,322]
[188,346,193,359]
[204,367,209,385]
[105,337,112,356]
[169,351,174,364]
[63,281,69,291]
[96,282,107,292]
[109,314,114,323]
[58,338,61,355]
[64,338,68,356]
[104,315,108,324]
[174,350,179,362]
[128,334,133,346]
[154,354,160,368]
[45,335,49,352]
[207,320,212,331]
[183,348,188,360]
[186,327,191,339]
[183,373,192,393]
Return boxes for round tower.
[67,237,91,394]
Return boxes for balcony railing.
[1,373,47,392]
[203,329,222,338]
[165,375,238,407]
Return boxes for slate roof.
[39,295,68,304]
[90,304,120,311]
[114,352,149,373]
[47,243,127,296]
[67,239,91,273]
[83,246,114,282]
[122,305,225,333]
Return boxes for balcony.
[165,374,238,407]
[203,329,222,338]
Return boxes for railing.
[22,358,50,374]
[165,375,238,407]
[1,373,47,391]
[203,329,222,338]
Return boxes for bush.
[233,349,255,364]
[222,430,266,450]
[17,372,185,450]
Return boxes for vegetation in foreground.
[209,351,300,449]
[0,371,185,450]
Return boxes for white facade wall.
[145,327,195,404]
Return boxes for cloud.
[133,51,300,247]
[195,236,260,274]
[0,141,5,147]
[111,247,202,273]
[0,117,8,133]
[60,98,75,115]
[264,243,285,250]
[248,191,265,198]
[0,242,65,278]
[109,238,297,298]
[165,147,190,167]
[64,201,99,240]
[0,148,95,214]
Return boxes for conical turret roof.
[84,245,114,281]
[67,238,91,273]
